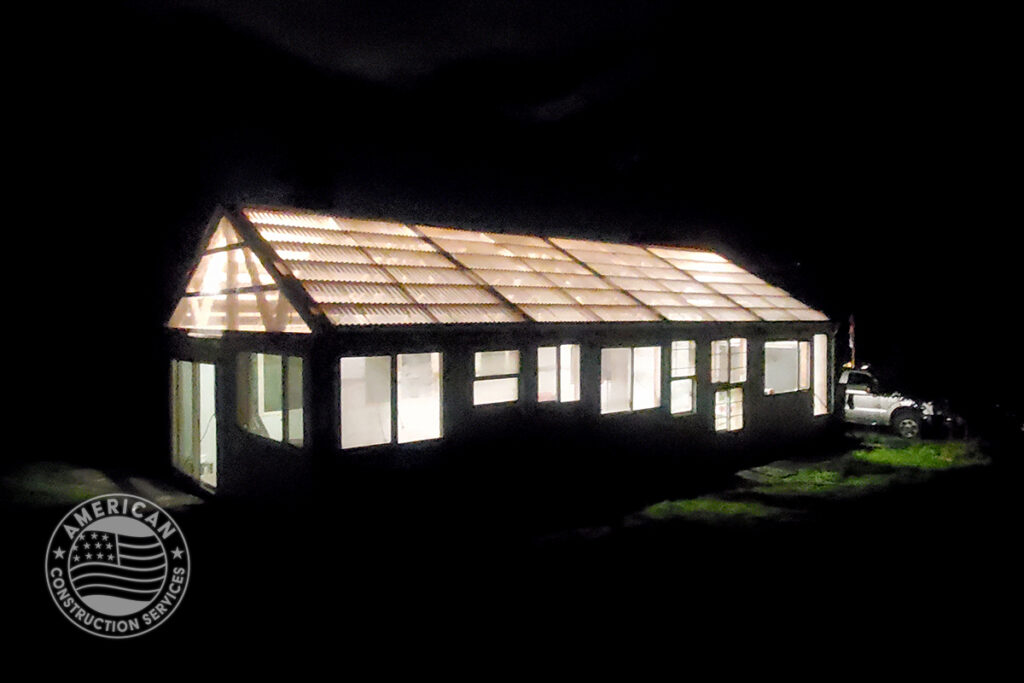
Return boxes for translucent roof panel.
[189,207,833,328]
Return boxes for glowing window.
[715,387,744,432]
[473,350,519,405]
[237,353,304,447]
[670,340,696,415]
[711,338,746,384]
[340,354,443,448]
[600,346,661,414]
[538,344,581,403]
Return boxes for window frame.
[338,352,444,450]
[237,352,305,448]
[600,344,662,415]
[711,337,746,432]
[669,340,697,416]
[473,349,520,406]
[762,340,811,397]
[537,343,581,404]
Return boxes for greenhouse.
[167,206,835,496]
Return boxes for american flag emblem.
[68,527,167,612]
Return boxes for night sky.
[36,1,1017,457]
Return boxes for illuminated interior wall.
[600,346,661,414]
[473,350,520,405]
[171,360,217,488]
[237,353,304,447]
[813,334,829,416]
[538,344,581,402]
[764,341,800,395]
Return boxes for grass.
[641,496,790,523]
[852,441,990,470]
[623,439,990,533]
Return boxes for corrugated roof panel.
[404,285,503,305]
[655,306,712,322]
[661,259,745,274]
[745,284,791,297]
[452,253,533,271]
[518,305,600,322]
[688,271,766,285]
[789,309,829,321]
[427,305,524,323]
[329,218,418,236]
[647,246,728,263]
[605,276,669,292]
[708,283,754,295]
[365,249,455,268]
[495,287,575,305]
[588,306,662,322]
[630,290,687,307]
[272,243,372,264]
[482,232,550,247]
[432,238,516,256]
[385,266,475,285]
[323,304,435,326]
[305,282,411,305]
[589,263,643,278]
[565,248,664,267]
[679,294,737,308]
[287,262,392,283]
[500,244,572,261]
[255,226,360,246]
[350,232,438,252]
[417,225,494,242]
[518,258,591,275]
[474,270,556,288]
[564,289,636,306]
[659,280,716,294]
[706,308,760,322]
[548,237,617,253]
[752,308,798,321]
[244,209,338,229]
[770,297,807,309]
[539,273,611,289]
[643,267,693,281]
[728,295,773,308]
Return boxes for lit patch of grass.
[642,496,788,523]
[750,468,893,499]
[853,441,989,471]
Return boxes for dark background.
[9,1,1018,659]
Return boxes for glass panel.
[799,341,811,391]
[729,387,744,431]
[206,216,242,249]
[632,346,661,411]
[600,348,632,414]
[473,377,519,405]
[286,356,303,447]
[174,361,193,475]
[729,338,747,384]
[714,389,729,432]
[538,347,557,402]
[475,350,519,377]
[397,353,442,443]
[671,378,695,415]
[260,354,284,440]
[340,356,392,449]
[559,344,581,402]
[814,334,828,415]
[671,340,696,378]
[198,363,217,488]
[186,247,276,294]
[711,340,729,383]
[764,341,799,395]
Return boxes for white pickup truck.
[837,368,937,438]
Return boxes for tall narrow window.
[813,334,828,416]
[600,346,661,414]
[171,360,217,488]
[538,344,581,403]
[238,353,304,446]
[798,341,811,391]
[473,350,519,405]
[397,353,442,443]
[711,338,746,431]
[340,356,392,449]
[670,340,696,415]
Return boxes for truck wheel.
[892,411,922,439]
